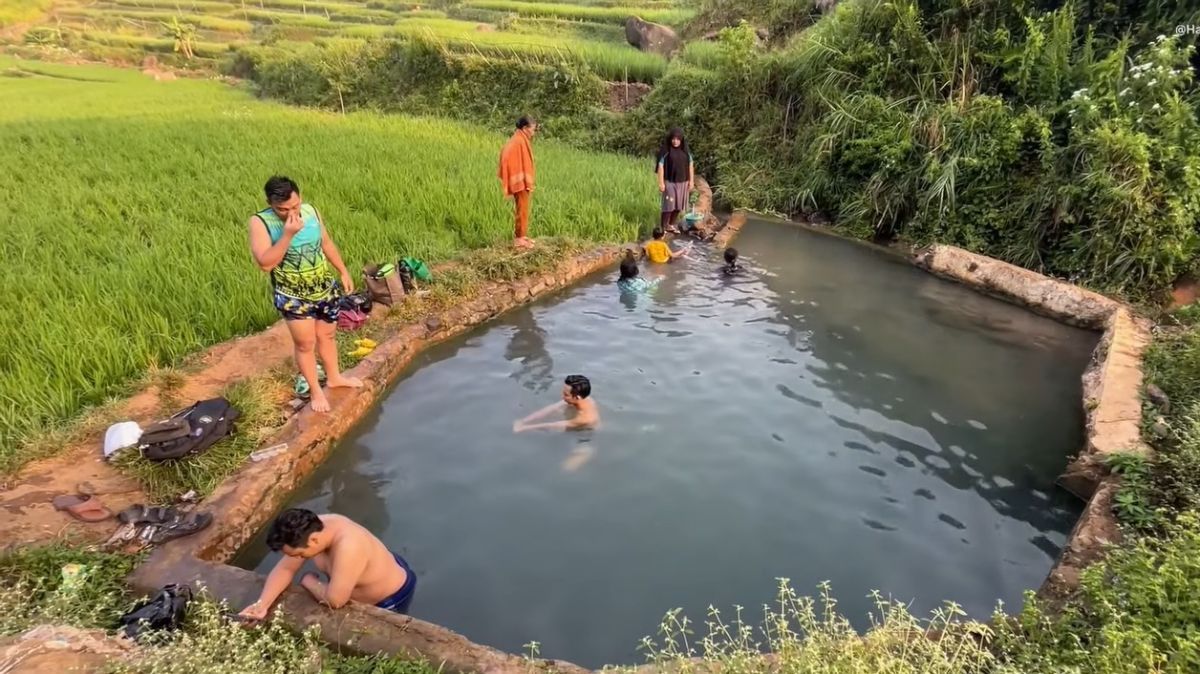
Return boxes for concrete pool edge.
[912,244,1150,602]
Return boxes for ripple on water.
[844,441,876,455]
[925,455,952,471]
[938,513,967,530]
[859,465,887,477]
[777,384,823,408]
[914,488,936,500]
[931,411,949,424]
[1029,534,1062,559]
[862,518,897,532]
[967,419,989,430]
[895,455,916,468]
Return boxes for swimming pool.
[235,217,1096,667]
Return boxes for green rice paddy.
[0,56,658,470]
[10,0,690,82]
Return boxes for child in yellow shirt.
[643,227,691,263]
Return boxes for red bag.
[337,308,368,331]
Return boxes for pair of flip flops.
[118,504,213,544]
[52,494,114,523]
[347,338,377,359]
[294,363,328,399]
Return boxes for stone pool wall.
[912,243,1150,601]
[131,199,1146,670]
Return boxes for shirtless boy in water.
[240,509,416,618]
[513,374,600,432]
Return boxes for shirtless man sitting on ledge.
[239,508,416,619]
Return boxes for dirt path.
[0,323,293,550]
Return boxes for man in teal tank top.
[248,176,362,412]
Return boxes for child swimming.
[643,227,691,264]
[617,249,659,294]
[722,247,743,275]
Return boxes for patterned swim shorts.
[273,287,342,323]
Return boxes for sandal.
[52,494,113,523]
[149,511,213,545]
[118,504,176,526]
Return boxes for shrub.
[240,38,606,126]
[632,580,994,674]
[630,1,1200,296]
[0,545,137,633]
[996,514,1200,673]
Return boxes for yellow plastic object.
[348,345,375,359]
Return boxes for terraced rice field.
[0,56,658,469]
[10,0,690,81]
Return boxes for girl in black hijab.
[655,128,694,233]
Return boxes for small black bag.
[339,291,374,315]
[120,584,192,641]
[140,398,240,462]
[138,418,191,445]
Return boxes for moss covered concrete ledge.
[130,178,726,674]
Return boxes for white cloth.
[103,421,142,460]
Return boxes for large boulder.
[625,16,680,56]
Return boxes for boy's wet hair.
[724,247,739,264]
[652,227,665,239]
[267,508,324,551]
[565,374,591,399]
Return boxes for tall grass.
[0,0,54,26]
[241,7,338,28]
[81,31,234,56]
[463,0,690,25]
[508,16,625,43]
[64,7,255,34]
[0,56,656,471]
[631,580,994,674]
[103,0,235,13]
[343,17,667,82]
[674,39,723,69]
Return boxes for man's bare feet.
[327,375,363,389]
[310,390,331,413]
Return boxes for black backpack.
[140,397,240,462]
[120,584,192,641]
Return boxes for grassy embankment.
[0,56,657,476]
[8,0,691,82]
